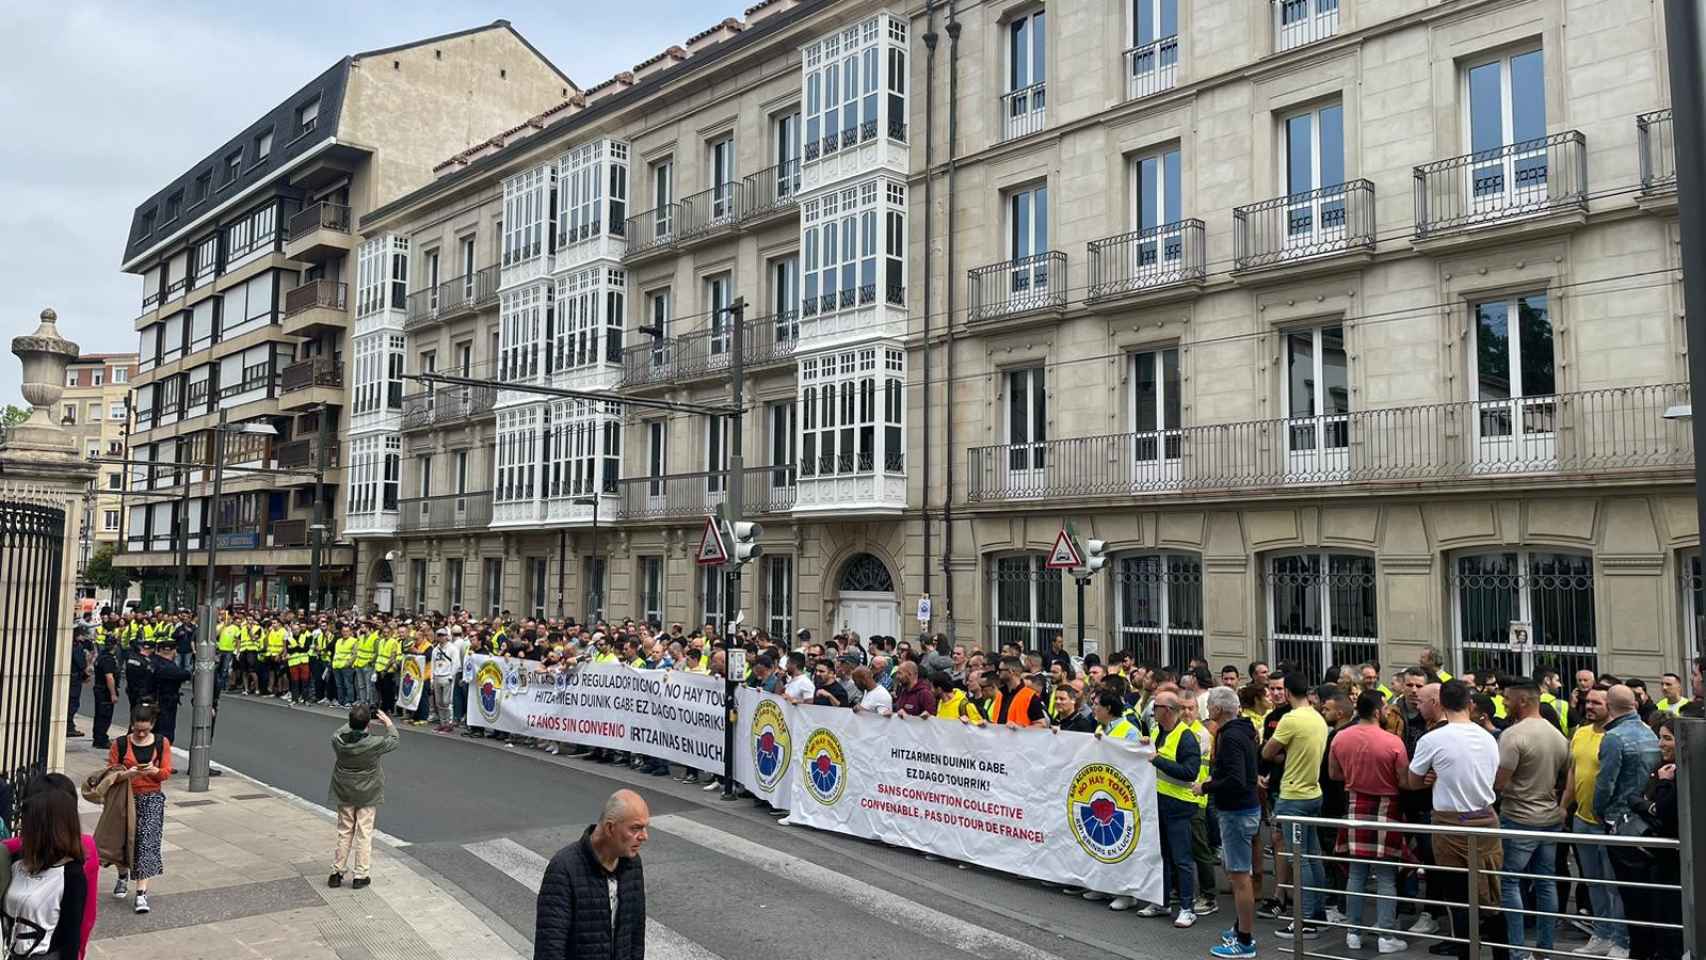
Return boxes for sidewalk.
[64,729,526,960]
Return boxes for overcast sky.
[0,0,719,405]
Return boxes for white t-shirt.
[431,641,463,680]
[857,684,893,714]
[784,673,815,701]
[1409,720,1500,812]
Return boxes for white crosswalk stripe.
[647,814,1073,960]
[461,837,728,960]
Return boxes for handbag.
[1610,809,1655,839]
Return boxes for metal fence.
[617,313,799,388]
[624,204,678,257]
[1000,82,1047,141]
[678,182,746,240]
[285,201,351,241]
[1125,37,1180,101]
[398,491,493,533]
[0,500,66,832]
[1235,179,1375,270]
[1088,220,1206,301]
[283,279,347,318]
[967,383,1692,502]
[1638,109,1677,194]
[1414,130,1588,237]
[744,159,803,219]
[615,466,795,521]
[969,251,1068,322]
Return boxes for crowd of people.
[44,606,1706,958]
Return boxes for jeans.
[454,681,468,724]
[1157,795,1198,909]
[1273,796,1326,921]
[216,651,233,691]
[176,651,193,672]
[353,669,374,704]
[1345,860,1398,934]
[1500,817,1558,951]
[1191,805,1218,902]
[1572,816,1628,949]
[335,667,354,705]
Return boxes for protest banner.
[463,655,726,771]
[777,703,1163,900]
[397,656,427,712]
[732,688,795,810]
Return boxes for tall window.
[639,557,663,627]
[446,558,464,611]
[704,414,729,494]
[1007,184,1051,300]
[460,237,476,296]
[799,347,905,478]
[1452,550,1595,679]
[1284,103,1346,244]
[1283,325,1349,477]
[706,273,733,356]
[701,565,725,631]
[1132,347,1181,476]
[1004,10,1047,139]
[771,256,800,341]
[767,555,795,639]
[417,454,433,499]
[802,15,907,161]
[800,177,905,318]
[424,249,441,311]
[410,559,427,613]
[528,557,549,619]
[583,556,606,620]
[1466,49,1546,210]
[1132,148,1183,267]
[483,557,504,616]
[454,450,469,495]
[1266,551,1378,681]
[646,420,667,497]
[774,111,802,199]
[1128,0,1180,98]
[991,554,1064,650]
[650,159,673,239]
[645,288,670,370]
[1116,553,1204,666]
[768,401,797,489]
[502,164,554,268]
[1471,293,1555,467]
[708,136,736,220]
[1005,367,1047,477]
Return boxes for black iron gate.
[0,500,66,832]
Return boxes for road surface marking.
[462,837,728,960]
[648,814,1072,960]
[168,745,412,847]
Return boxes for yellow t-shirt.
[1272,705,1328,801]
[1570,725,1605,825]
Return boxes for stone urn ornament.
[4,307,83,457]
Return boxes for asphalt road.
[81,690,1243,960]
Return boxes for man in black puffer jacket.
[534,789,649,960]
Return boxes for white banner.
[767,703,1163,899]
[732,688,796,810]
[397,656,427,712]
[463,655,726,771]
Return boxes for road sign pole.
[1076,576,1087,657]
[722,298,746,803]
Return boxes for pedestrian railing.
[1271,813,1689,960]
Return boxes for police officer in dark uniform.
[125,637,156,717]
[91,639,119,748]
[147,641,193,744]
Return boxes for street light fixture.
[1666,403,1694,421]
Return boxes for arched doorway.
[371,556,394,614]
[834,553,898,640]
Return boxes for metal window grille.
[1265,551,1379,682]
[1114,553,1204,667]
[1451,550,1597,680]
[990,554,1064,652]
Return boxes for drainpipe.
[941,3,962,645]
[922,3,939,617]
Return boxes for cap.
[435,628,450,637]
[797,628,812,641]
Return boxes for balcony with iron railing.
[399,490,493,533]
[678,182,747,244]
[1413,131,1587,239]
[617,312,800,388]
[404,265,499,330]
[1233,179,1375,271]
[623,204,679,260]
[743,160,803,222]
[280,355,343,393]
[1124,37,1179,101]
[966,383,1692,504]
[274,436,340,473]
[281,279,349,337]
[999,83,1047,142]
[968,251,1068,322]
[1638,109,1677,197]
[1273,0,1338,52]
[400,380,498,431]
[1087,220,1206,304]
[616,466,796,521]
[284,201,352,258]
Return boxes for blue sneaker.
[1221,927,1239,945]
[1211,940,1257,959]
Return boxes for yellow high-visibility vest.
[352,631,378,669]
[332,634,356,669]
[1155,722,1208,807]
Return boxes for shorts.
[1218,807,1262,874]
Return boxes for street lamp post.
[574,492,602,621]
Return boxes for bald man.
[535,790,650,960]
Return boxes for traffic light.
[1083,538,1107,576]
[730,520,764,566]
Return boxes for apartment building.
[62,353,138,583]
[919,0,1692,679]
[351,0,919,638]
[118,21,575,612]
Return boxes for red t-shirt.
[1329,721,1409,797]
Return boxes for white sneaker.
[1109,896,1138,911]
[1377,937,1408,954]
[1347,933,1364,950]
[1581,938,1612,957]
[1136,903,1168,918]
[1327,907,1350,925]
[1605,947,1630,959]
[133,893,150,914]
[1175,909,1198,929]
[1408,913,1440,935]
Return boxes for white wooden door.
[837,590,899,639]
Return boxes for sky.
[0,0,723,405]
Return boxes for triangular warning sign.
[695,515,728,566]
[1045,526,1085,569]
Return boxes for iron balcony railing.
[618,312,800,388]
[399,490,493,533]
[1273,0,1339,51]
[284,279,347,318]
[999,82,1047,142]
[968,251,1068,322]
[967,383,1692,502]
[1233,178,1375,270]
[616,466,796,521]
[280,355,342,393]
[1087,220,1206,302]
[275,437,340,471]
[400,381,498,431]
[404,266,498,328]
[743,159,803,220]
[1638,109,1677,193]
[678,182,746,240]
[624,204,679,257]
[1414,130,1587,237]
[286,201,351,241]
[1124,37,1179,101]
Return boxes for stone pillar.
[0,309,100,775]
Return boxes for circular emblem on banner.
[475,661,505,725]
[399,658,424,705]
[750,699,792,792]
[801,727,846,806]
[1066,762,1139,864]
